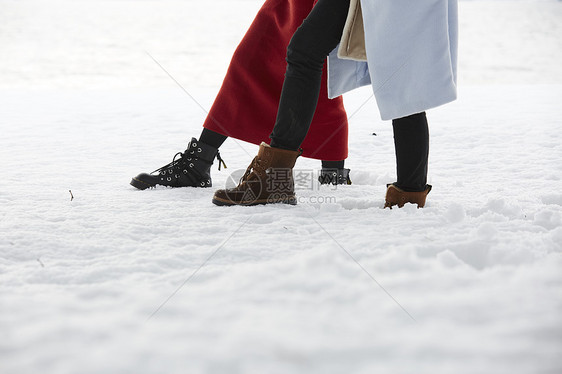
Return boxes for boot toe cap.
[212,188,241,206]
[131,173,157,190]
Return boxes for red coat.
[203,0,349,161]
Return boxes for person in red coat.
[131,0,350,190]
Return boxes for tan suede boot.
[384,184,432,209]
[212,142,300,206]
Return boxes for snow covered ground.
[1,1,561,373]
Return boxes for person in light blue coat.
[328,0,458,121]
[213,0,459,208]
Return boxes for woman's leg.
[321,160,344,169]
[269,0,351,151]
[392,112,430,192]
[384,112,431,208]
[198,128,228,149]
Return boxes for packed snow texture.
[1,1,561,374]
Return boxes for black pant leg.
[199,128,228,149]
[392,112,430,192]
[269,0,351,151]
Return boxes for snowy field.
[1,1,561,373]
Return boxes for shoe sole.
[212,195,297,206]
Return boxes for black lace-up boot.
[318,168,352,185]
[130,138,226,190]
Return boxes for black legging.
[393,112,429,192]
[270,0,429,192]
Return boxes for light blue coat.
[327,0,458,121]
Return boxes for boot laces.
[239,156,263,184]
[150,144,227,180]
[151,151,188,177]
[216,151,227,171]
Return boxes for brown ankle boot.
[212,142,300,206]
[384,184,432,209]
